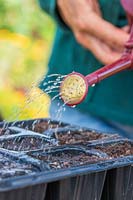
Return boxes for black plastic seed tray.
[89,139,133,200]
[0,118,132,200]
[0,127,119,152]
[0,148,41,179]
[26,139,133,200]
[0,118,120,140]
[0,118,120,152]
[0,147,48,200]
[0,118,69,134]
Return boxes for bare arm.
[57,0,129,64]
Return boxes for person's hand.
[57,0,130,64]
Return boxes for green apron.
[39,0,133,125]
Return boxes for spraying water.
[0,74,73,153]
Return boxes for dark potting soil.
[0,127,19,136]
[30,150,105,169]
[56,131,112,145]
[0,121,67,136]
[0,128,9,136]
[33,121,66,133]
[0,153,36,179]
[0,128,3,135]
[0,137,53,151]
[95,142,133,158]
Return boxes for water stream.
[0,73,73,153]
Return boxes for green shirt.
[39,0,133,125]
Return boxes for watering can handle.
[121,0,133,17]
[121,0,133,43]
[121,0,133,26]
[121,0,133,65]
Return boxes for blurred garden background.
[0,0,55,121]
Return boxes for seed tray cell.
[89,139,133,158]
[0,129,57,152]
[0,118,69,134]
[0,149,41,180]
[0,136,55,152]
[48,126,120,145]
[28,146,107,170]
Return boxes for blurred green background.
[0,0,55,121]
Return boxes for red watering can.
[60,0,133,106]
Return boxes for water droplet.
[71,105,76,108]
[57,103,60,106]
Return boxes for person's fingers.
[88,41,121,65]
[75,31,121,64]
[122,25,130,32]
[82,12,129,49]
[92,39,121,64]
